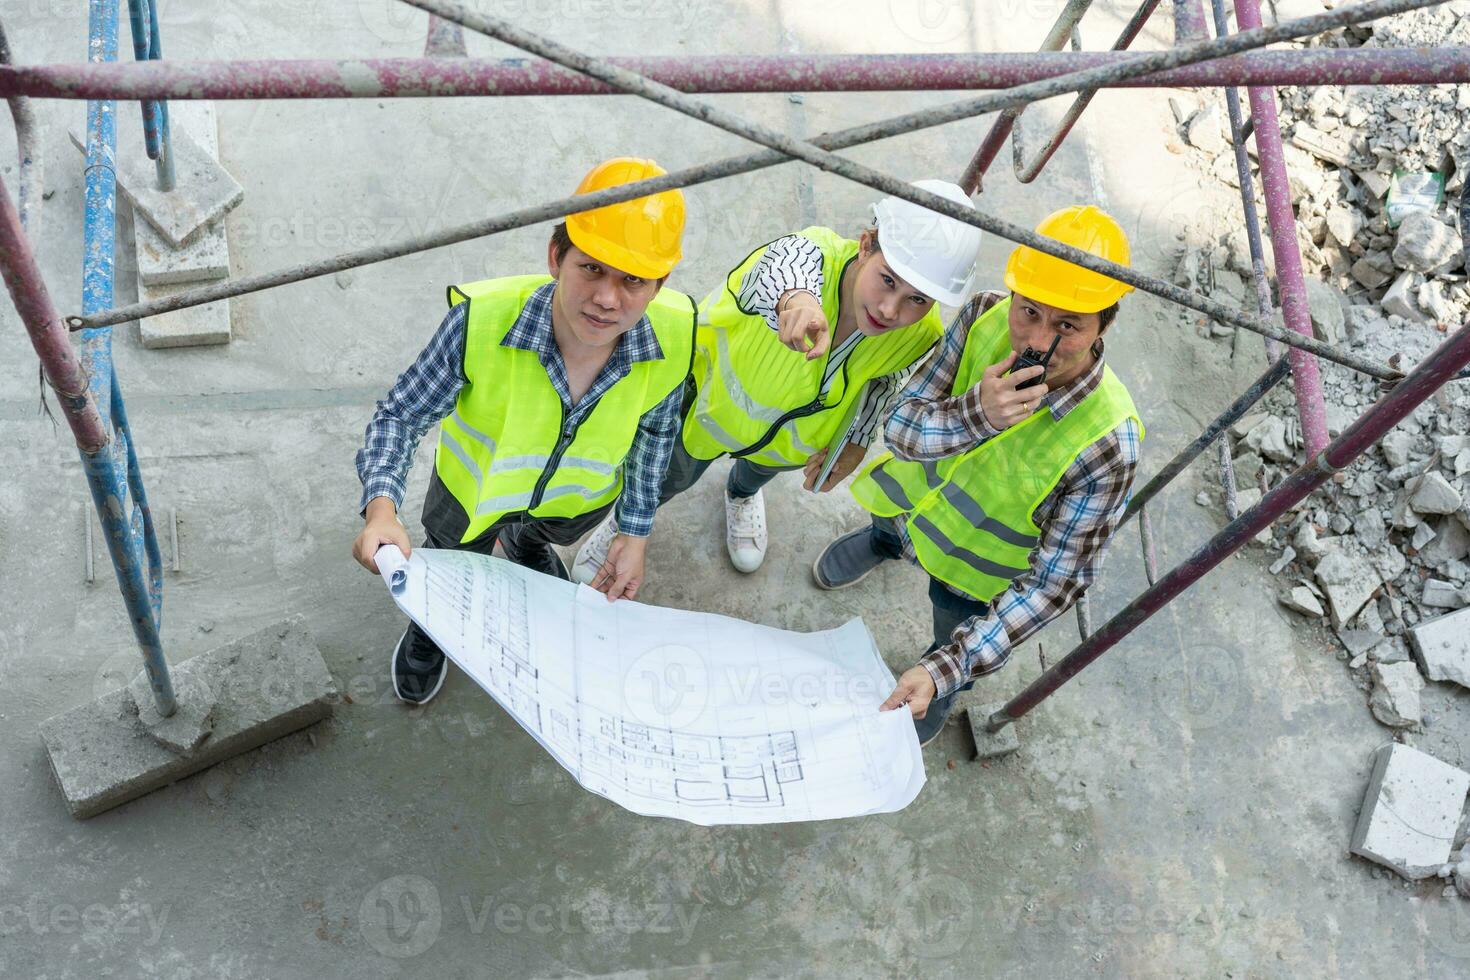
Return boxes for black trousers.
[405,470,613,662]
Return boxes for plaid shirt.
[885,291,1142,699]
[355,281,684,537]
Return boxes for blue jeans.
[658,436,801,505]
[869,517,990,743]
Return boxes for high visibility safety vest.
[851,297,1143,601]
[433,275,695,544]
[681,226,944,467]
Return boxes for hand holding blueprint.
[375,545,924,825]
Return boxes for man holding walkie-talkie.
[812,205,1145,747]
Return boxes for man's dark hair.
[550,222,574,266]
[1097,301,1120,333]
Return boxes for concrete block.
[136,219,229,285]
[134,103,232,286]
[966,704,1020,760]
[137,277,231,349]
[1369,660,1423,728]
[1350,743,1470,879]
[40,617,336,819]
[128,668,216,754]
[1312,550,1382,628]
[69,114,243,248]
[1410,606,1470,689]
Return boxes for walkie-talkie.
[1010,334,1062,389]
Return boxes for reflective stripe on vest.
[433,275,695,543]
[850,296,1143,601]
[687,325,823,463]
[681,225,942,466]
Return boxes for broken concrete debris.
[1351,743,1470,880]
[1280,585,1325,617]
[1176,8,1470,335]
[1410,606,1470,688]
[1368,661,1423,728]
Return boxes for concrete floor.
[3,1,1469,976]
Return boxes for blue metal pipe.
[124,0,161,160]
[84,0,175,716]
[145,0,174,190]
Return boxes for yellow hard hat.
[1003,205,1134,314]
[564,157,685,279]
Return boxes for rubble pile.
[1175,7,1470,753]
[1175,5,1470,321]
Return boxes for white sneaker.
[571,511,619,585]
[725,490,768,573]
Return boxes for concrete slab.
[1350,743,1470,879]
[39,617,335,819]
[134,102,232,285]
[1410,606,1470,688]
[127,667,216,754]
[136,277,231,348]
[69,117,243,248]
[966,703,1020,759]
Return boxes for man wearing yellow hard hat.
[811,205,1144,747]
[351,158,694,705]
[572,179,984,581]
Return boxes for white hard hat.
[870,179,983,307]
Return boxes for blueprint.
[375,546,925,825]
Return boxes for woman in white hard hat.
[573,180,984,581]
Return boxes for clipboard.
[809,380,870,493]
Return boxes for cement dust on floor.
[5,2,1470,977]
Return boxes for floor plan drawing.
[376,545,924,824]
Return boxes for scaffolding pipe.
[5,47,1470,101]
[80,0,175,717]
[424,14,467,57]
[1235,0,1329,458]
[0,175,107,451]
[987,313,1470,733]
[1175,0,1210,41]
[1121,354,1292,526]
[0,22,42,238]
[67,0,1446,388]
[1013,0,1163,185]
[1139,506,1160,585]
[392,0,1460,389]
[123,0,161,159]
[958,0,1093,195]
[142,0,173,190]
[1210,0,1279,363]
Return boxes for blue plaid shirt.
[885,291,1142,698]
[355,282,684,537]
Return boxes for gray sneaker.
[812,527,888,590]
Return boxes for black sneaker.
[812,527,888,590]
[499,525,571,581]
[390,625,447,705]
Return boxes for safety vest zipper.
[529,403,582,510]
[730,348,850,459]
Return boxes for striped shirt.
[733,234,913,447]
[355,282,684,538]
[885,291,1142,699]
